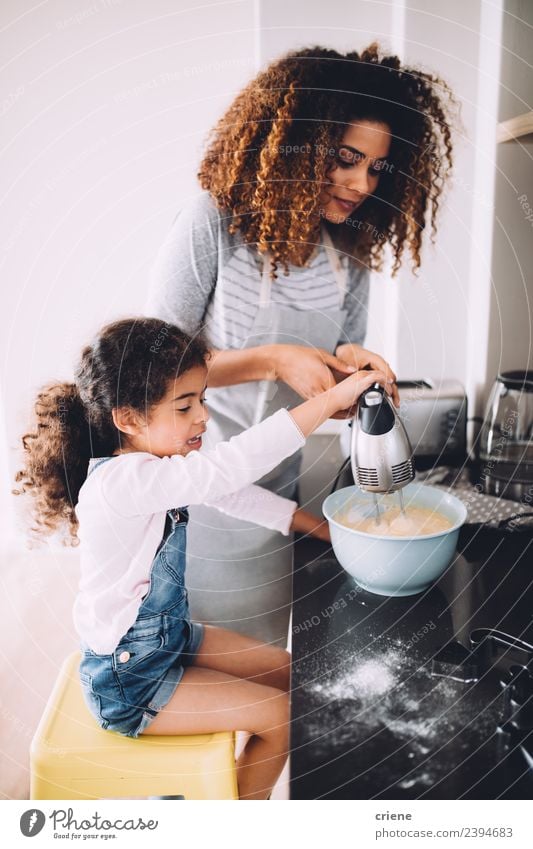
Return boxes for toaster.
[395,379,467,468]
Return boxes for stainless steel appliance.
[339,378,467,470]
[478,370,533,502]
[396,379,467,467]
[350,383,415,501]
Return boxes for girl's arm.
[291,507,331,542]
[289,369,390,437]
[95,371,389,518]
[206,484,297,536]
[95,408,306,518]
[207,485,330,542]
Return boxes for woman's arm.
[206,346,276,385]
[207,343,356,393]
[146,193,220,333]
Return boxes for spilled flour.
[312,650,400,701]
[304,640,501,792]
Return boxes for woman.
[146,43,455,645]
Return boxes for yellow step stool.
[30,652,238,800]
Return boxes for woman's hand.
[269,344,356,399]
[335,343,400,407]
[330,369,393,417]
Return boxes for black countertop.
[290,524,533,799]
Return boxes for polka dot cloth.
[415,466,533,529]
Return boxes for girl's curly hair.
[199,43,457,276]
[14,318,209,543]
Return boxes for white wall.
[485,0,533,387]
[395,0,483,381]
[0,0,258,543]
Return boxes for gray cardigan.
[146,192,369,350]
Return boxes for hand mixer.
[350,383,415,522]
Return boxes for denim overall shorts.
[78,458,205,738]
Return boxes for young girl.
[147,42,456,645]
[16,316,392,800]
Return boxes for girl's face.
[116,365,210,458]
[319,119,392,223]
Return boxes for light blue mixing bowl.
[322,483,468,597]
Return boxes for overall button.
[119,651,130,664]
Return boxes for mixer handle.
[358,384,396,436]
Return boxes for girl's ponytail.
[14,381,92,544]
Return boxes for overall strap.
[168,506,190,524]
[87,456,115,477]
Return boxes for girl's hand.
[330,369,393,416]
[335,343,400,407]
[288,369,392,438]
[290,507,331,542]
[270,344,356,399]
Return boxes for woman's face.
[319,119,392,224]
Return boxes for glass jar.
[478,371,533,502]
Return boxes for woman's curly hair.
[14,318,208,543]
[199,43,457,276]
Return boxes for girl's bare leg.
[142,666,288,800]
[190,624,290,691]
[191,625,291,797]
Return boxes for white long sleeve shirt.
[73,409,305,653]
